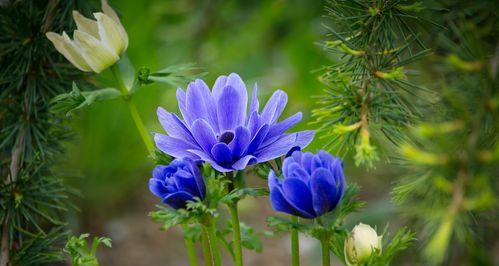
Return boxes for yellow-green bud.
[345,223,382,266]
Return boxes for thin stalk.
[226,172,243,266]
[201,221,221,266]
[228,203,243,266]
[290,215,300,266]
[321,238,330,266]
[181,224,199,266]
[110,65,154,155]
[201,226,214,266]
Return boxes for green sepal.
[220,187,269,204]
[51,82,122,116]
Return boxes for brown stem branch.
[0,132,25,266]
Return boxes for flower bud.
[345,223,382,266]
[46,0,128,73]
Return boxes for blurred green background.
[64,0,395,265]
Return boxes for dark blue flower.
[154,73,314,172]
[149,158,206,209]
[268,150,345,218]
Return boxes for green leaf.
[64,233,112,266]
[266,216,310,234]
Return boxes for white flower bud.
[46,0,128,73]
[345,223,382,266]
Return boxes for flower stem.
[181,224,199,266]
[320,237,330,266]
[201,221,221,266]
[110,65,154,155]
[291,215,300,266]
[228,203,243,266]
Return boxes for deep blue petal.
[282,178,315,218]
[310,168,337,216]
[162,191,195,210]
[211,143,232,165]
[190,119,217,154]
[186,79,219,132]
[173,170,202,198]
[301,152,314,175]
[152,165,167,180]
[187,149,233,172]
[229,126,251,158]
[232,155,257,170]
[149,178,172,198]
[270,187,303,217]
[217,86,247,131]
[154,133,198,159]
[268,170,280,191]
[260,90,288,125]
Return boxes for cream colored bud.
[345,223,382,266]
[46,0,127,73]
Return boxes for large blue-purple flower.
[268,150,345,218]
[149,158,206,209]
[154,73,314,172]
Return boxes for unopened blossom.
[345,223,382,266]
[149,158,206,210]
[155,73,314,172]
[268,150,345,218]
[46,0,128,73]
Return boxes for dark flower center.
[218,131,234,144]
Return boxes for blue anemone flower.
[155,73,314,172]
[149,158,206,209]
[268,150,345,218]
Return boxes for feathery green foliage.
[392,0,498,264]
[313,0,432,167]
[0,0,87,264]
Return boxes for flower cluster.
[154,73,314,172]
[268,150,345,218]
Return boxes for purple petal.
[246,111,261,137]
[163,191,195,209]
[310,168,338,215]
[255,130,314,162]
[229,126,251,158]
[186,79,219,132]
[211,143,232,165]
[176,88,192,126]
[265,112,302,140]
[246,124,269,155]
[282,178,315,218]
[190,119,217,154]
[248,83,259,118]
[217,86,247,131]
[157,107,195,143]
[232,155,257,170]
[154,133,198,159]
[260,90,288,125]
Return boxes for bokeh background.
[64,0,404,265]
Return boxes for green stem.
[321,238,330,266]
[291,216,300,266]
[110,65,154,155]
[181,224,199,266]
[201,221,221,266]
[228,202,243,266]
